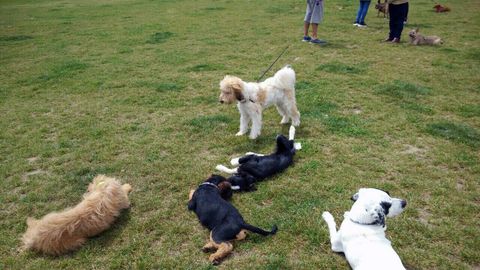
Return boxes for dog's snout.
[401,200,407,208]
[219,99,224,104]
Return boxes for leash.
[256,45,290,83]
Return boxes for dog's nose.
[401,200,407,208]
[220,100,224,104]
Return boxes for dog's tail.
[242,223,278,236]
[273,65,296,92]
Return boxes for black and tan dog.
[215,125,300,191]
[188,175,277,265]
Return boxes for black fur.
[227,134,296,191]
[188,175,277,244]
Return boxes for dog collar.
[349,218,384,227]
[239,98,256,104]
[199,182,219,189]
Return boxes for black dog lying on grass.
[215,125,301,191]
[188,175,278,265]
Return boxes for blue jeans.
[355,1,371,24]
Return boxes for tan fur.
[201,230,247,264]
[409,28,443,46]
[189,189,195,201]
[21,175,132,255]
[256,88,267,105]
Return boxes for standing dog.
[322,188,407,270]
[215,126,301,191]
[21,175,132,255]
[188,175,277,265]
[375,0,388,18]
[408,28,443,45]
[218,65,300,139]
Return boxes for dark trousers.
[388,2,409,39]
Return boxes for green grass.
[1,0,479,269]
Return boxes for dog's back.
[238,135,295,180]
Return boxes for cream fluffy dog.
[21,175,132,255]
[219,65,300,139]
[322,188,407,270]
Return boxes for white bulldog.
[322,188,407,270]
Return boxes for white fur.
[220,65,300,139]
[215,164,238,174]
[322,188,407,270]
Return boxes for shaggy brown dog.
[408,28,443,45]
[21,175,132,255]
[375,0,388,18]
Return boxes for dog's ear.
[218,181,233,200]
[351,192,359,202]
[232,83,245,102]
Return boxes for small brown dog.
[434,4,451,13]
[408,28,443,45]
[375,0,388,18]
[21,175,132,255]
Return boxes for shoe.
[391,38,400,43]
[310,39,327,44]
[302,36,312,42]
[357,23,367,28]
[353,22,359,26]
[383,37,393,42]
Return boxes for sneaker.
[302,36,312,42]
[357,23,367,28]
[310,39,327,44]
[353,22,359,26]
[391,38,400,43]
[383,37,393,42]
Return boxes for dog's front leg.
[322,212,344,252]
[249,111,262,139]
[215,164,238,174]
[236,109,250,136]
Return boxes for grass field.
[1,0,479,269]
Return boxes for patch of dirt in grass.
[401,144,427,158]
[418,208,432,226]
[456,180,464,191]
[27,157,39,163]
[22,169,46,181]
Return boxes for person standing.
[302,0,327,44]
[385,0,409,43]
[354,0,371,28]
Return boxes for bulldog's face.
[350,188,407,226]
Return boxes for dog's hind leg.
[276,104,290,124]
[245,152,264,156]
[215,165,238,174]
[209,242,233,265]
[322,212,343,252]
[235,229,247,241]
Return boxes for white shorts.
[304,0,324,24]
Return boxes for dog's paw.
[230,157,240,166]
[236,131,247,136]
[202,246,216,253]
[122,184,132,193]
[215,164,224,171]
[209,255,221,265]
[249,133,259,140]
[322,211,334,223]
